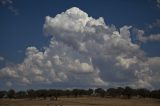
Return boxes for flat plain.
[0,97,160,106]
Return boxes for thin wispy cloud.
[0,56,4,61]
[0,0,19,15]
[156,0,160,8]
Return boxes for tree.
[65,90,71,97]
[72,89,79,97]
[16,91,27,98]
[7,89,15,98]
[48,89,60,100]
[95,88,105,97]
[87,88,93,96]
[116,87,124,97]
[0,91,7,98]
[107,88,117,97]
[36,89,49,99]
[151,90,160,99]
[137,88,150,98]
[123,86,133,99]
[54,90,61,100]
[27,89,36,99]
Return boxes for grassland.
[0,97,160,106]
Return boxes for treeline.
[0,87,160,99]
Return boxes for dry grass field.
[0,97,160,106]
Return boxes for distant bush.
[0,87,160,99]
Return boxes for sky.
[0,0,160,90]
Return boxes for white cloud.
[0,67,19,78]
[147,34,160,41]
[21,77,30,84]
[148,19,160,29]
[0,7,160,89]
[68,59,94,73]
[133,28,160,42]
[147,57,160,88]
[116,55,137,69]
[0,56,4,61]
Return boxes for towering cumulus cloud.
[0,7,160,89]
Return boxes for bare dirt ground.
[0,97,160,106]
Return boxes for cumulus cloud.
[116,55,138,69]
[148,19,160,29]
[0,7,160,89]
[136,19,160,43]
[133,28,160,42]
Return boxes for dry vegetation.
[0,97,160,106]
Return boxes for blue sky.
[0,0,160,90]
